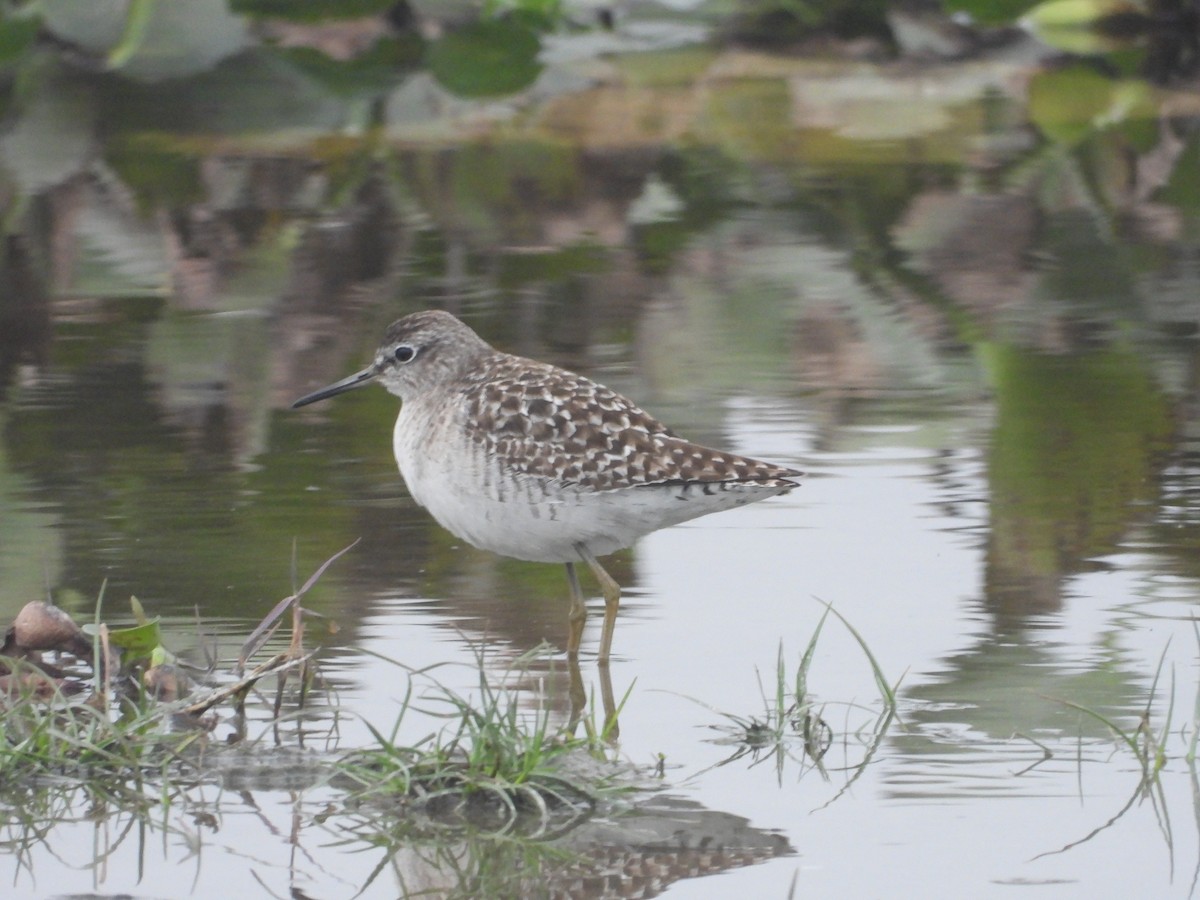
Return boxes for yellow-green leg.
[564,561,587,657]
[575,544,621,664]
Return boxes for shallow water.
[2,4,1200,898]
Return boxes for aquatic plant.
[336,644,633,839]
[687,603,900,787]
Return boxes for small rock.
[3,601,92,658]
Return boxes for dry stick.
[184,540,359,717]
[238,539,360,673]
[181,651,317,717]
[274,587,309,721]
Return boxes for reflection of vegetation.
[633,147,745,274]
[984,343,1172,606]
[727,0,892,43]
[274,36,425,96]
[902,626,1151,741]
[0,15,36,66]
[703,78,797,163]
[0,311,383,617]
[485,0,565,30]
[405,141,581,244]
[1157,125,1200,218]
[942,0,1040,26]
[962,0,1200,79]
[1027,65,1157,147]
[1037,211,1141,312]
[0,778,188,884]
[427,20,543,98]
[105,135,205,214]
[231,0,396,20]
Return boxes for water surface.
[2,4,1200,898]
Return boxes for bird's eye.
[393,345,416,363]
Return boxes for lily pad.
[426,20,542,98]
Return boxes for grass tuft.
[1047,641,1173,785]
[1033,634,1200,863]
[681,603,899,788]
[0,544,355,802]
[336,645,634,841]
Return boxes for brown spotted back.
[462,353,801,492]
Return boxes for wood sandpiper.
[293,310,800,663]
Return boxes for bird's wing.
[462,354,800,491]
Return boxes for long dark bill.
[292,367,377,408]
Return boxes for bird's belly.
[392,408,793,563]
[412,484,636,562]
[402,456,791,563]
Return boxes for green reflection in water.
[1,316,362,621]
[1028,64,1159,149]
[0,410,63,614]
[0,16,38,66]
[983,342,1172,615]
[942,0,1039,25]
[903,634,1148,743]
[406,141,582,242]
[105,136,207,214]
[230,0,396,23]
[427,20,543,98]
[702,77,796,164]
[274,36,425,98]
[1159,132,1200,223]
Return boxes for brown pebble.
[4,601,92,658]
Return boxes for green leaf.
[102,619,160,654]
[85,612,166,662]
[426,20,542,98]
